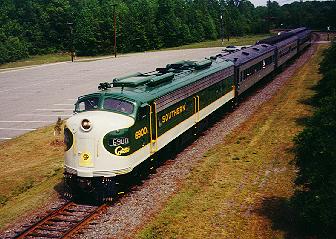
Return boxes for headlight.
[81,119,92,131]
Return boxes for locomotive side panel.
[155,72,234,151]
[156,66,234,153]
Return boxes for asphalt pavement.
[0,47,223,141]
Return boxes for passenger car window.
[103,98,134,114]
[75,97,99,112]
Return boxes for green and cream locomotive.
[64,58,235,200]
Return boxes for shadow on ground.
[255,196,309,239]
[54,180,65,196]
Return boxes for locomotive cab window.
[103,98,134,114]
[75,97,99,112]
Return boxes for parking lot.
[0,47,223,140]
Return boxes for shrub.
[0,37,29,64]
[292,42,336,238]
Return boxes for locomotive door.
[149,102,158,154]
[193,95,200,123]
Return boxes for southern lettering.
[161,104,186,123]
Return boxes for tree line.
[0,0,335,64]
[291,43,336,238]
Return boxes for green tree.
[156,0,184,47]
[72,0,103,55]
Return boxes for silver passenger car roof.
[270,35,298,48]
[296,30,312,40]
[219,44,276,66]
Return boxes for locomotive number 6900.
[135,127,148,140]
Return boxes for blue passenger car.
[218,44,276,96]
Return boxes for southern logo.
[161,104,186,123]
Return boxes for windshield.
[103,98,134,114]
[75,97,99,112]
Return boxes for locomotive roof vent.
[113,75,153,87]
[194,59,212,70]
[261,44,269,48]
[252,47,260,51]
[160,59,212,72]
[115,72,142,81]
[146,73,174,87]
[166,60,195,71]
[242,52,249,56]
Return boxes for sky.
[250,0,298,6]
[249,0,327,7]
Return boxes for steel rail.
[15,201,74,239]
[14,202,107,239]
[62,204,107,239]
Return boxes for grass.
[0,123,64,229]
[0,53,70,70]
[165,34,270,50]
[137,44,329,239]
[0,34,270,70]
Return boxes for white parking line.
[0,128,36,131]
[35,108,74,111]
[18,114,72,117]
[0,61,66,74]
[53,104,74,106]
[0,120,54,123]
[0,137,12,140]
[0,79,60,93]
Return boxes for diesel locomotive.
[64,27,312,201]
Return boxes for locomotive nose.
[64,111,135,177]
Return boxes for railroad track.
[14,202,107,239]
